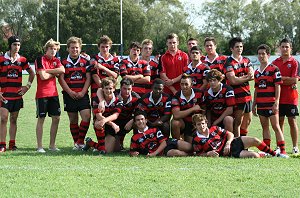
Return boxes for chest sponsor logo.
[70,71,83,80]
[258,79,267,88]
[7,69,18,78]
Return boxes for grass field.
[0,77,300,197]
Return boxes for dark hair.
[187,37,198,43]
[134,110,147,121]
[229,37,243,49]
[206,69,224,81]
[166,33,178,41]
[129,41,142,49]
[153,78,165,86]
[257,44,271,54]
[181,73,193,81]
[204,37,216,45]
[190,46,201,52]
[120,78,134,87]
[279,38,292,48]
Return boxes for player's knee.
[0,114,8,123]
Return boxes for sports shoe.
[82,137,92,151]
[99,150,106,155]
[0,146,6,153]
[274,147,280,155]
[72,143,85,151]
[277,153,289,158]
[292,147,299,154]
[49,147,60,152]
[37,148,46,153]
[9,145,18,151]
[258,152,272,158]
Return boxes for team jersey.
[224,55,252,104]
[115,89,140,121]
[119,57,150,96]
[160,50,189,93]
[90,53,120,101]
[137,92,172,122]
[254,64,282,110]
[61,55,91,93]
[204,84,236,122]
[0,52,30,100]
[193,126,228,156]
[92,93,123,117]
[201,54,227,73]
[183,62,210,89]
[35,55,63,99]
[171,88,205,123]
[272,56,300,105]
[144,59,161,92]
[130,126,167,155]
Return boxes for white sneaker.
[72,143,85,151]
[275,147,280,155]
[292,147,299,154]
[37,148,46,153]
[277,153,289,158]
[49,147,60,152]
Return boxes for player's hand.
[18,86,29,96]
[130,151,139,157]
[112,124,120,134]
[76,91,84,99]
[223,144,231,156]
[95,63,105,70]
[147,152,157,157]
[68,90,78,100]
[272,102,279,114]
[206,150,219,157]
[98,101,105,113]
[124,121,133,131]
[193,105,203,112]
[165,78,173,86]
[0,92,6,102]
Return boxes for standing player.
[0,36,35,152]
[205,69,235,132]
[137,78,172,137]
[272,38,299,154]
[252,44,287,156]
[171,74,205,143]
[119,41,150,96]
[35,39,65,153]
[160,33,189,95]
[224,37,254,137]
[187,37,199,62]
[183,46,210,90]
[58,37,91,150]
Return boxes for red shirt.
[272,56,299,105]
[160,50,189,93]
[35,55,63,99]
[0,52,30,100]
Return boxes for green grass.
[0,77,300,197]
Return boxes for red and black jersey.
[61,55,90,93]
[137,92,172,122]
[0,53,30,100]
[144,59,161,92]
[171,88,205,122]
[90,53,120,100]
[193,126,228,156]
[204,84,236,122]
[115,89,140,120]
[224,56,252,104]
[183,62,210,89]
[201,54,227,74]
[92,94,123,117]
[119,57,151,95]
[254,64,282,110]
[130,126,167,155]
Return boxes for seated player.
[137,78,172,137]
[171,74,205,143]
[192,114,289,158]
[83,77,123,154]
[130,111,193,157]
[205,69,235,132]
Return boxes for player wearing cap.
[0,35,35,152]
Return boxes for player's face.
[103,83,115,98]
[205,41,217,55]
[135,115,147,130]
[68,42,81,58]
[130,47,141,58]
[99,43,110,55]
[45,46,58,58]
[180,78,192,95]
[191,50,201,61]
[166,38,178,52]
[208,78,220,90]
[142,44,153,57]
[195,120,207,133]
[231,42,243,56]
[187,40,197,51]
[121,84,132,98]
[10,42,21,54]
[152,83,164,97]
[280,42,292,56]
[257,49,270,64]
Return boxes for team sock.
[9,140,15,150]
[77,121,90,144]
[277,140,286,154]
[240,128,248,136]
[263,139,271,147]
[94,127,105,151]
[257,142,276,156]
[70,123,79,143]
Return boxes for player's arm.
[172,105,202,120]
[223,131,234,156]
[281,76,298,85]
[37,70,55,80]
[46,66,65,75]
[96,64,118,79]
[226,71,252,85]
[252,89,258,117]
[212,106,233,126]
[272,84,280,113]
[78,72,91,97]
[92,73,102,87]
[148,140,167,157]
[19,67,35,95]
[58,73,77,99]
[134,75,150,84]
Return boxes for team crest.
[287,64,291,68]
[53,62,57,67]
[178,56,182,60]
[66,63,71,68]
[127,64,132,68]
[80,63,84,67]
[17,61,21,66]
[4,61,9,65]
[138,64,142,68]
[193,98,197,103]
[291,108,296,114]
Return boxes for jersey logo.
[70,71,83,80]
[4,61,10,66]
[7,69,18,79]
[225,90,234,97]
[53,62,57,67]
[275,71,281,79]
[258,79,267,88]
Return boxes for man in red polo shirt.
[272,38,299,154]
[160,33,189,95]
[35,39,65,153]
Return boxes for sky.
[180,0,207,29]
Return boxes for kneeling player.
[130,111,192,157]
[192,114,289,158]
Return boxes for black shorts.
[230,137,244,158]
[63,92,91,112]
[104,123,118,137]
[114,119,132,136]
[181,121,194,137]
[164,138,178,155]
[279,104,299,117]
[36,96,61,118]
[0,99,23,112]
[236,101,252,113]
[257,109,275,117]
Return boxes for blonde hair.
[43,38,60,51]
[101,76,117,88]
[66,36,82,48]
[142,39,153,46]
[98,35,112,47]
[192,114,208,126]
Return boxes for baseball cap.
[8,36,20,48]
